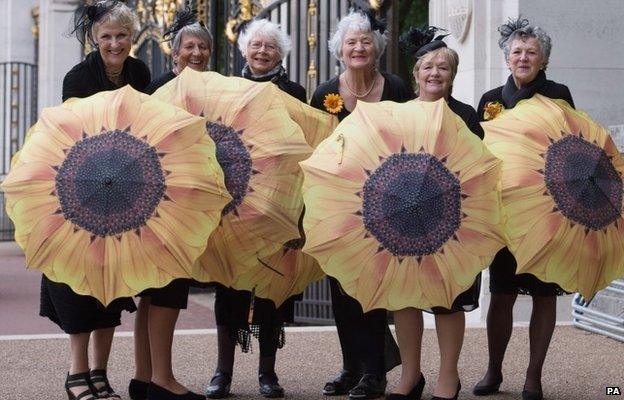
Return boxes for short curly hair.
[327,10,387,67]
[499,19,552,70]
[238,19,291,60]
[91,1,140,42]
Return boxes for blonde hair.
[412,47,459,96]
[91,1,140,42]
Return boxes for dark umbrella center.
[55,130,165,237]
[207,122,252,216]
[362,153,461,257]
[545,134,622,230]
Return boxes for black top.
[310,72,415,121]
[447,96,484,139]
[477,70,575,121]
[242,65,307,103]
[62,51,151,101]
[145,70,177,95]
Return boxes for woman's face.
[507,37,544,87]
[245,35,281,75]
[341,30,376,71]
[414,53,453,101]
[174,33,211,72]
[95,21,131,71]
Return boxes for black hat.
[497,17,529,49]
[399,25,449,60]
[363,9,387,35]
[71,0,121,45]
[163,2,203,42]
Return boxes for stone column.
[37,0,81,111]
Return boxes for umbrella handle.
[337,133,345,165]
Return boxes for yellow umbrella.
[1,86,230,305]
[483,94,624,299]
[300,99,505,312]
[153,69,313,286]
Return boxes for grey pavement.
[1,241,623,399]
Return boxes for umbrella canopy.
[153,69,313,286]
[483,94,624,299]
[1,85,231,305]
[300,99,505,312]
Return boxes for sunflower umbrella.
[277,91,339,147]
[1,86,231,305]
[483,94,624,299]
[153,69,313,287]
[300,99,505,312]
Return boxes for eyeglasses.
[248,41,278,52]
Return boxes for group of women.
[41,1,573,400]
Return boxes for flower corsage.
[483,101,504,121]
[323,93,344,115]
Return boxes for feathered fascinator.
[363,9,387,35]
[399,25,449,59]
[497,17,529,49]
[71,0,120,45]
[163,2,203,41]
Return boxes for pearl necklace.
[344,72,378,99]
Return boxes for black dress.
[310,72,414,375]
[39,51,150,334]
[145,70,177,95]
[211,64,307,355]
[478,70,574,297]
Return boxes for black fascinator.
[163,2,200,41]
[71,0,120,45]
[363,9,387,35]
[497,17,529,48]
[399,25,449,60]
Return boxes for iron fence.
[0,62,38,241]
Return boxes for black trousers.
[328,277,400,375]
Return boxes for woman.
[43,2,149,399]
[472,18,574,400]
[203,19,306,400]
[309,10,414,400]
[385,27,484,400]
[128,9,211,400]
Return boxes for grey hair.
[500,24,552,70]
[91,1,140,40]
[171,23,214,55]
[327,10,387,66]
[238,19,291,59]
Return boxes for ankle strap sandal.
[65,371,97,400]
[89,369,121,399]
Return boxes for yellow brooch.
[483,101,504,120]
[323,93,344,114]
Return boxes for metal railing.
[572,279,624,342]
[0,62,38,241]
[294,277,334,325]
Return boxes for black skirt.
[489,247,566,297]
[427,273,481,314]
[40,275,136,334]
[137,278,191,309]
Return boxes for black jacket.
[62,51,151,101]
[477,70,574,121]
[447,96,484,139]
[242,65,307,103]
[145,70,177,95]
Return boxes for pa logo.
[606,386,622,395]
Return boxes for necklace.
[344,72,377,98]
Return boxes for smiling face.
[507,36,544,88]
[94,21,132,72]
[245,35,281,75]
[341,30,376,71]
[174,33,211,72]
[414,52,454,101]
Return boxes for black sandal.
[89,369,121,399]
[65,371,98,400]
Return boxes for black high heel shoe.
[431,381,461,400]
[89,369,121,399]
[148,382,206,400]
[129,378,149,400]
[385,373,425,400]
[205,372,231,399]
[323,370,363,396]
[472,377,502,396]
[258,372,285,398]
[65,371,97,400]
[522,389,543,400]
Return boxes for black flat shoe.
[65,371,97,400]
[259,372,285,398]
[472,378,502,396]
[147,382,205,400]
[522,389,543,400]
[129,378,149,400]
[89,369,121,399]
[349,374,387,399]
[205,372,231,399]
[323,370,363,396]
[385,373,425,400]
[431,381,461,400]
